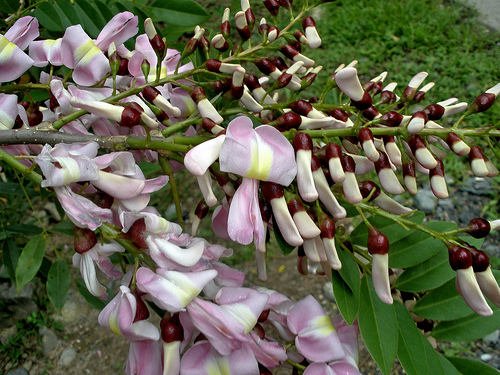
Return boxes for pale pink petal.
[95,12,138,51]
[211,200,230,240]
[184,135,226,176]
[0,36,34,82]
[92,171,145,199]
[0,94,19,130]
[246,334,287,368]
[149,237,205,267]
[125,340,162,375]
[304,363,335,375]
[5,16,39,50]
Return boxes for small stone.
[322,282,335,302]
[482,330,499,345]
[0,325,17,344]
[437,199,454,209]
[39,327,59,355]
[6,368,28,375]
[413,189,437,213]
[59,347,77,367]
[461,177,492,196]
[480,353,492,362]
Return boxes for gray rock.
[322,282,335,302]
[437,199,454,209]
[482,330,499,345]
[461,177,493,196]
[413,189,438,213]
[59,347,77,367]
[0,283,33,299]
[6,368,28,375]
[39,327,59,355]
[480,353,492,362]
[0,325,17,344]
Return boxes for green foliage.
[331,246,360,324]
[15,234,46,291]
[432,308,500,341]
[47,260,71,310]
[446,356,500,374]
[358,276,398,375]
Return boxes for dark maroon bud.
[383,135,396,144]
[254,323,266,339]
[403,161,416,177]
[280,44,299,60]
[416,319,434,332]
[20,100,30,109]
[259,22,269,35]
[293,132,313,151]
[277,72,293,88]
[446,132,461,148]
[194,200,209,219]
[278,0,292,7]
[255,58,276,75]
[294,30,307,43]
[127,101,144,115]
[201,117,219,133]
[297,246,307,275]
[319,216,335,239]
[424,103,445,120]
[358,127,374,142]
[287,198,305,216]
[117,57,129,75]
[231,84,244,99]
[367,228,389,255]
[380,90,397,104]
[470,248,490,272]
[14,115,23,129]
[412,110,428,123]
[380,111,404,127]
[271,56,288,71]
[468,145,485,162]
[198,35,210,53]
[244,74,261,90]
[273,112,301,131]
[93,191,114,209]
[258,309,270,323]
[340,154,356,173]
[133,291,150,322]
[408,134,426,153]
[49,94,59,112]
[448,245,472,270]
[221,20,230,37]
[74,227,97,254]
[310,154,321,172]
[359,180,381,200]
[362,106,380,120]
[363,81,377,92]
[309,96,319,103]
[402,86,415,101]
[206,59,222,72]
[127,219,148,249]
[466,218,491,239]
[351,91,373,110]
[366,81,383,95]
[27,108,43,127]
[142,86,160,103]
[190,86,206,103]
[245,8,256,31]
[302,16,316,29]
[301,72,318,88]
[429,159,445,177]
[160,314,184,343]
[150,34,166,55]
[413,90,426,103]
[261,181,284,201]
[263,0,280,16]
[289,100,313,116]
[471,93,496,113]
[325,143,342,159]
[289,40,302,53]
[213,78,232,94]
[120,105,141,127]
[328,108,350,122]
[259,199,272,223]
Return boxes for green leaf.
[47,260,71,309]
[6,224,43,235]
[49,221,75,236]
[395,302,454,375]
[432,307,500,341]
[413,279,474,321]
[446,357,499,375]
[389,221,456,268]
[76,279,106,310]
[358,276,398,375]
[15,235,46,290]
[2,238,19,282]
[350,211,424,246]
[273,227,295,255]
[396,247,455,292]
[331,249,361,324]
[144,0,209,26]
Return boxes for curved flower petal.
[0,36,33,82]
[148,237,205,267]
[0,94,19,130]
[219,116,297,185]
[95,12,138,51]
[184,135,226,176]
[126,340,162,375]
[29,38,63,67]
[4,16,39,50]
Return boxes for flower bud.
[160,314,184,343]
[74,227,97,254]
[466,218,491,239]
[302,16,321,48]
[368,228,392,304]
[374,151,404,195]
[407,111,428,134]
[429,159,448,199]
[402,161,418,195]
[341,154,363,203]
[325,143,345,183]
[402,72,428,102]
[468,146,489,177]
[126,218,148,249]
[287,198,321,239]
[358,128,380,162]
[470,83,500,113]
[293,132,318,202]
[263,0,280,16]
[408,134,437,169]
[446,132,470,156]
[144,18,165,56]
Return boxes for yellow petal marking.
[245,138,272,180]
[0,36,17,61]
[74,39,101,65]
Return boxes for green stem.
[159,157,184,225]
[0,83,50,93]
[0,148,42,184]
